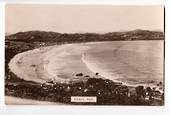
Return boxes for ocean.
[83,40,164,86]
[47,40,164,87]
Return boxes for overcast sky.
[5,5,164,33]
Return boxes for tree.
[135,86,146,104]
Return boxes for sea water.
[47,40,164,86]
[83,40,164,86]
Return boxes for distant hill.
[5,30,164,43]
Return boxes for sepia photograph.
[5,4,164,105]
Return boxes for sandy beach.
[8,43,94,84]
[8,45,55,83]
[8,41,164,92]
[6,41,164,105]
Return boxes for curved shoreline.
[6,41,164,105]
[8,41,163,93]
[8,43,92,83]
[82,50,163,93]
[8,45,55,83]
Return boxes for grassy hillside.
[6,30,164,43]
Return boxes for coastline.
[5,29,164,105]
[6,41,164,105]
[8,46,54,83]
[8,41,164,91]
[81,49,164,93]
